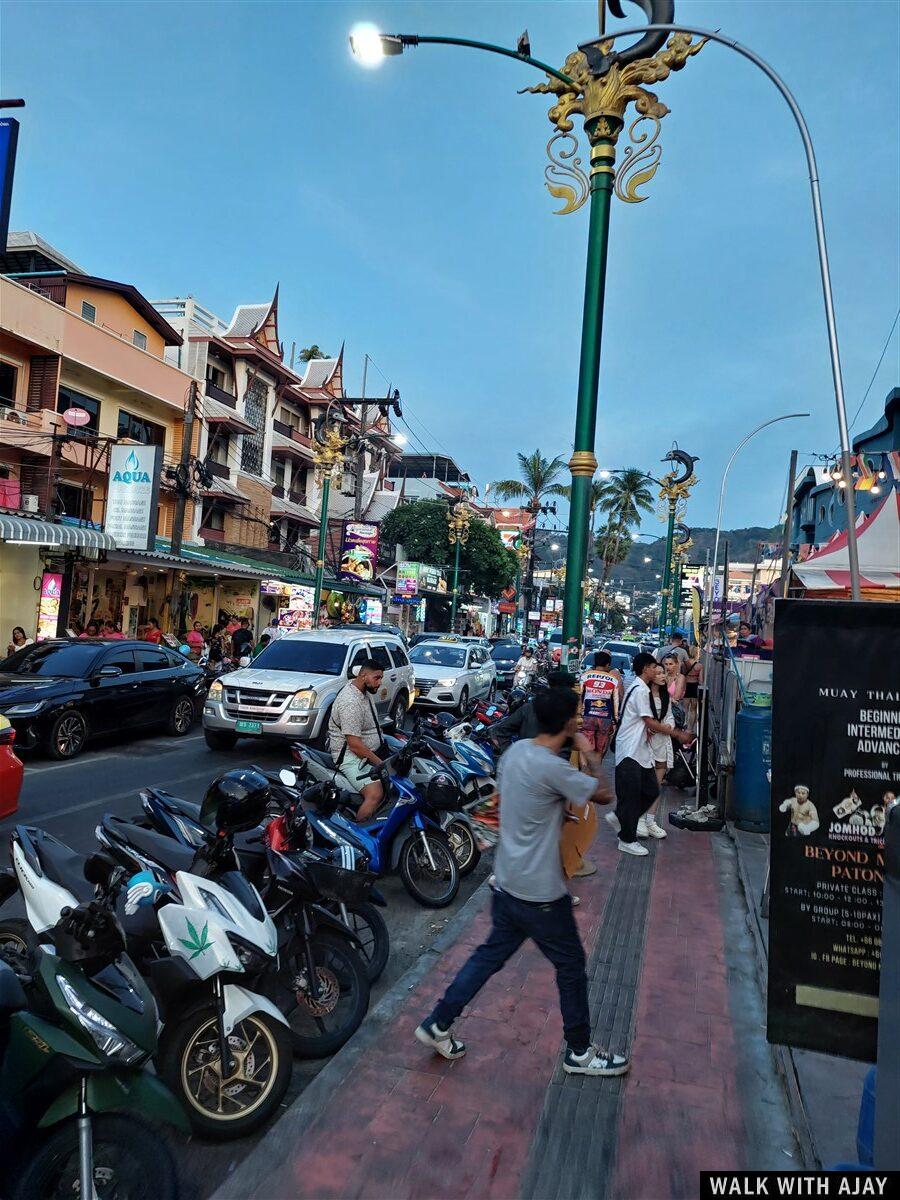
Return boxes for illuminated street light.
[349,25,404,65]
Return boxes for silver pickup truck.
[202,628,414,750]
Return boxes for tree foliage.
[380,500,517,598]
[492,450,569,506]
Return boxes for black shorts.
[614,757,661,805]
[684,681,698,699]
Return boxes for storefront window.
[117,409,165,447]
[58,386,100,435]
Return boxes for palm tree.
[491,450,569,508]
[491,451,568,626]
[298,344,328,363]
[595,468,654,587]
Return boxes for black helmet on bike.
[200,767,270,833]
[425,772,462,813]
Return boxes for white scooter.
[9,821,293,1141]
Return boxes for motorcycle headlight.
[56,975,146,1065]
[207,680,223,701]
[226,933,273,974]
[5,702,45,716]
[289,689,317,711]
[198,887,232,922]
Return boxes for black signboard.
[767,599,900,1061]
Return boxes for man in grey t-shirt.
[415,688,631,1078]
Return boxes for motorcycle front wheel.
[159,1006,292,1140]
[399,831,459,908]
[11,1114,178,1200]
[273,930,370,1058]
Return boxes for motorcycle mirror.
[279,768,298,788]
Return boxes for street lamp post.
[447,501,472,631]
[349,13,705,672]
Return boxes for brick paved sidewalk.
[217,795,800,1200]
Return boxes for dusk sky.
[4,0,898,533]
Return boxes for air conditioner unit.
[21,494,40,513]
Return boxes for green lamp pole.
[312,469,332,628]
[658,496,677,635]
[349,18,704,666]
[447,501,472,632]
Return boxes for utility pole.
[169,380,199,637]
[353,355,369,521]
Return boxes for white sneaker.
[644,814,667,839]
[564,1044,631,1076]
[604,811,621,834]
[618,839,649,857]
[636,816,650,839]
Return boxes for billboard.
[339,521,379,584]
[105,445,162,552]
[396,562,419,596]
[767,599,899,1061]
[36,571,63,641]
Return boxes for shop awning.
[793,490,900,591]
[0,514,117,550]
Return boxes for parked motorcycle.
[0,853,186,1200]
[131,777,387,986]
[294,737,461,908]
[100,770,371,1059]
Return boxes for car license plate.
[235,719,262,735]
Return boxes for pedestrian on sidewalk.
[639,663,674,841]
[580,649,619,760]
[605,652,694,857]
[416,687,631,1077]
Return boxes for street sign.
[767,599,899,1061]
[61,406,91,428]
[104,444,162,552]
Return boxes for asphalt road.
[0,722,491,1199]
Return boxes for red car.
[0,714,23,819]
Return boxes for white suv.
[409,640,497,714]
[202,629,414,750]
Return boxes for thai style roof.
[298,342,344,399]
[223,286,282,357]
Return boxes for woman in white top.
[6,627,33,658]
[638,663,675,840]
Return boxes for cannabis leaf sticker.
[179,920,213,960]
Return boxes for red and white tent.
[793,488,900,595]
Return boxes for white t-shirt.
[614,677,654,769]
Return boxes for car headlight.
[289,689,317,711]
[5,702,45,716]
[207,680,223,701]
[437,679,456,688]
[56,975,146,1065]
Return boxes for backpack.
[608,685,641,755]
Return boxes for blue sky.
[4,0,898,533]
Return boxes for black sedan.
[0,639,206,760]
[490,640,522,690]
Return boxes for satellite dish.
[61,406,91,428]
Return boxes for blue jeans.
[429,888,591,1054]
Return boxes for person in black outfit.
[231,617,254,660]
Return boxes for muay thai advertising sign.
[767,599,900,1061]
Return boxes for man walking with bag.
[328,657,386,821]
[415,688,630,1077]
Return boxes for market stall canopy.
[0,514,116,550]
[793,490,900,592]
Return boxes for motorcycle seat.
[423,736,453,760]
[148,789,204,824]
[102,816,196,876]
[31,829,95,903]
[303,747,339,772]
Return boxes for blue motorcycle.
[293,738,461,908]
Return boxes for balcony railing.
[272,417,312,446]
[204,459,230,480]
[205,380,237,408]
[199,525,226,543]
[272,484,286,499]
